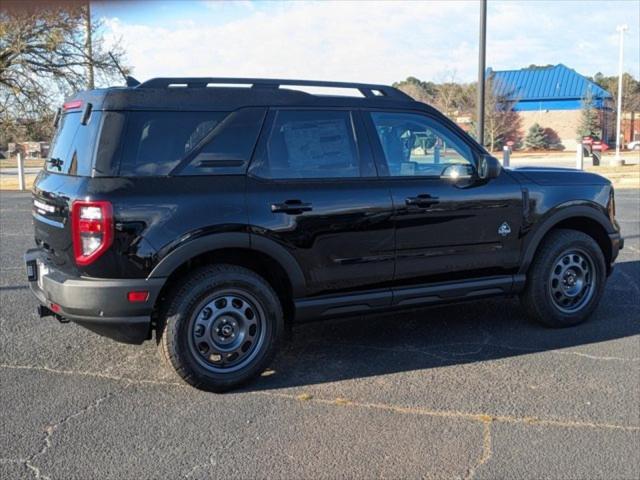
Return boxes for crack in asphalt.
[1,357,638,479]
[0,362,184,387]
[2,362,639,433]
[254,390,640,433]
[21,387,126,479]
[464,420,493,480]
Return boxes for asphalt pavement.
[1,189,638,479]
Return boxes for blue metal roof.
[491,64,612,101]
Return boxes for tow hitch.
[37,305,69,323]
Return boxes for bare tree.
[432,72,466,119]
[470,74,521,150]
[0,1,128,143]
[393,77,437,105]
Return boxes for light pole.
[477,0,487,148]
[613,24,628,166]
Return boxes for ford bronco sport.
[25,78,623,391]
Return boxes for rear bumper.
[24,249,164,344]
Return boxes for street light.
[613,24,628,166]
[477,0,487,147]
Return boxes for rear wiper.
[47,158,64,170]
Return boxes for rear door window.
[250,110,365,179]
[119,111,228,176]
[47,111,102,176]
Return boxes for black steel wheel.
[188,290,267,373]
[548,249,596,314]
[520,229,606,328]
[158,264,284,392]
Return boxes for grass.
[0,174,37,191]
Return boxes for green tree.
[576,90,601,141]
[524,123,547,149]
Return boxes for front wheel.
[158,265,284,392]
[520,229,606,328]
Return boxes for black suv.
[25,78,623,391]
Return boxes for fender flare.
[518,204,614,275]
[148,232,307,297]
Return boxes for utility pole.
[613,24,627,166]
[85,1,95,90]
[477,0,487,148]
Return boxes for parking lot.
[1,189,638,479]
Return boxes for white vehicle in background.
[627,140,640,151]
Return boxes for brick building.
[491,64,613,150]
[7,141,50,159]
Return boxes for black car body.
[25,78,623,391]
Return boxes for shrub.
[525,123,548,150]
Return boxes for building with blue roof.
[490,64,613,149]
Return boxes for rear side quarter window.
[175,108,267,176]
[118,111,229,176]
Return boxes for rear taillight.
[71,201,113,266]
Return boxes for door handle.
[271,200,313,214]
[405,194,439,207]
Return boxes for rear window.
[119,111,228,176]
[47,111,102,176]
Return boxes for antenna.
[108,52,140,87]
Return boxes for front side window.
[370,112,474,177]
[119,111,228,176]
[251,110,361,179]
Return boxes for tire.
[158,264,284,392]
[633,145,640,151]
[520,229,606,328]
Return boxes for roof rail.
[137,77,411,100]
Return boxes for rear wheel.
[158,264,284,392]
[520,229,606,328]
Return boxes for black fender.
[148,232,307,297]
[518,203,615,275]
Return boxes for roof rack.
[137,77,411,100]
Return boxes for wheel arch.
[148,233,306,326]
[519,205,614,276]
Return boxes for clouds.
[99,0,639,86]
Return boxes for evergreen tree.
[525,123,548,149]
[576,90,601,141]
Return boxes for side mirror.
[441,164,473,181]
[477,155,501,180]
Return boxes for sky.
[93,0,640,86]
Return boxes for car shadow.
[250,260,640,391]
